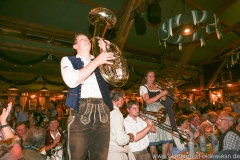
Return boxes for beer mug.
[199,135,207,153]
[210,133,218,150]
[188,140,198,156]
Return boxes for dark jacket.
[45,129,64,157]
[65,56,113,111]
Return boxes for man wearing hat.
[44,116,64,159]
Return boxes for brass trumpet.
[139,108,189,139]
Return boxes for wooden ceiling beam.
[114,0,141,50]
[78,0,105,9]
[205,59,227,88]
[203,38,240,63]
[172,44,197,81]
[115,0,154,30]
[214,0,238,15]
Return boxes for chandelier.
[158,9,222,50]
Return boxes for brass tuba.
[88,8,129,87]
[154,78,177,100]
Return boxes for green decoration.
[0,50,60,66]
[0,74,65,86]
[158,10,222,50]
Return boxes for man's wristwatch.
[0,124,9,129]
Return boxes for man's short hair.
[207,111,218,120]
[220,111,236,125]
[73,33,88,44]
[110,89,124,101]
[14,104,22,109]
[15,122,27,130]
[50,101,57,108]
[201,99,208,104]
[176,115,188,127]
[188,113,198,122]
[23,127,46,148]
[126,100,139,109]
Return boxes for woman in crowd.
[140,70,173,159]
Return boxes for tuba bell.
[154,78,177,100]
[88,8,129,87]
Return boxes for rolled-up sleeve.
[124,119,137,141]
[60,57,80,88]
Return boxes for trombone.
[139,109,190,140]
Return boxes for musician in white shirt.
[124,100,156,160]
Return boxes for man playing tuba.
[60,33,115,160]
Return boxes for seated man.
[188,113,200,141]
[44,117,64,159]
[209,111,240,155]
[22,126,48,160]
[124,100,156,160]
[15,122,28,148]
[107,89,135,160]
[199,111,218,136]
[15,104,28,123]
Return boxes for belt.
[80,98,103,104]
[133,149,148,154]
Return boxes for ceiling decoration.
[226,45,240,67]
[158,9,222,50]
[0,50,59,66]
[0,0,239,94]
[0,74,65,86]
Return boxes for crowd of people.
[1,33,240,160]
[0,101,69,160]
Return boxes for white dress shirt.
[173,128,188,151]
[110,106,130,147]
[60,54,102,98]
[124,115,149,152]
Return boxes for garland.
[0,74,65,86]
[0,50,60,65]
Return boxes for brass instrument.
[141,108,167,124]
[154,78,177,100]
[88,8,129,87]
[140,108,190,139]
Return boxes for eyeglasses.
[217,118,231,122]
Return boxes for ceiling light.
[184,28,190,33]
[62,87,68,93]
[227,84,232,87]
[132,91,137,95]
[40,85,48,92]
[8,84,18,90]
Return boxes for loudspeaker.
[134,13,146,35]
[147,1,161,25]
